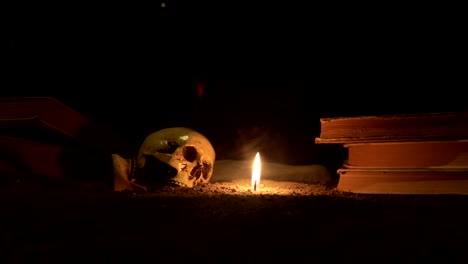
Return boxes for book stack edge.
[315,111,468,194]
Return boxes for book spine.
[316,111,468,144]
[336,167,468,194]
[344,140,468,168]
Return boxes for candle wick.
[254,181,257,191]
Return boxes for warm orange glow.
[195,80,205,100]
[251,152,261,191]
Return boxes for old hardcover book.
[343,140,468,168]
[0,134,112,183]
[0,96,136,157]
[315,111,468,144]
[0,97,140,190]
[336,167,468,194]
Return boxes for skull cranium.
[133,127,216,189]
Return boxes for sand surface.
[2,160,468,262]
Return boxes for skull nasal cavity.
[183,146,199,162]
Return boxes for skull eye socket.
[182,146,198,162]
[158,141,179,154]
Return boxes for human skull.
[134,127,216,188]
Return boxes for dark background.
[3,4,468,262]
[4,2,466,168]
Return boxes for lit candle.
[251,152,261,191]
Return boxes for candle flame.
[251,152,261,191]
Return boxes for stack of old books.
[315,111,468,194]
